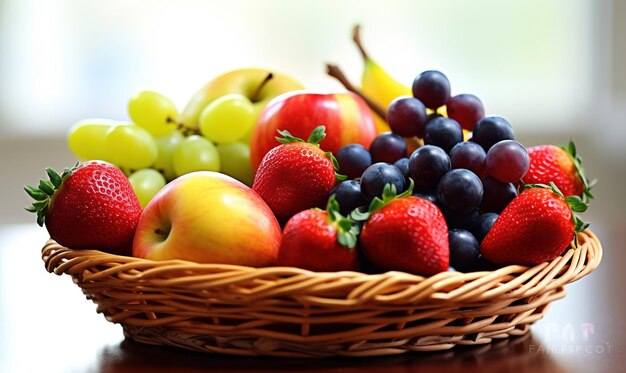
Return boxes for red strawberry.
[522,140,594,200]
[253,126,344,223]
[481,184,588,266]
[359,184,449,276]
[278,197,360,272]
[25,161,142,255]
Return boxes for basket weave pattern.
[42,230,602,357]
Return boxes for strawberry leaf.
[25,164,77,227]
[325,150,347,182]
[350,208,370,222]
[275,126,328,146]
[337,229,357,249]
[565,195,588,213]
[24,185,48,201]
[307,125,326,145]
[326,194,359,249]
[31,200,48,209]
[46,167,62,188]
[275,129,305,144]
[38,179,55,196]
[562,138,595,203]
[367,179,415,213]
[36,210,45,227]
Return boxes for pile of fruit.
[26,27,595,277]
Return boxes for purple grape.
[393,158,410,179]
[449,141,486,176]
[335,144,372,180]
[443,208,480,230]
[445,94,485,131]
[485,140,530,182]
[470,212,499,243]
[471,255,501,271]
[449,229,480,272]
[480,176,517,213]
[423,117,463,153]
[472,116,515,151]
[369,133,407,164]
[413,191,437,204]
[408,145,451,189]
[437,169,483,214]
[330,180,368,216]
[412,70,451,109]
[387,97,427,138]
[360,163,405,201]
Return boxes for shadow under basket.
[42,230,602,358]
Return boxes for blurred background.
[0,0,624,225]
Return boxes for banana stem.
[325,64,388,120]
[352,24,369,61]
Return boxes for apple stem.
[325,63,388,120]
[250,72,274,103]
[353,24,369,61]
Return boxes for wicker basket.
[41,229,602,357]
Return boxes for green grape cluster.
[67,90,256,207]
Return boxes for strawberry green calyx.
[562,139,596,203]
[275,125,326,145]
[25,162,79,227]
[326,195,359,249]
[525,182,590,245]
[275,125,347,181]
[352,179,415,222]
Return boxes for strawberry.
[278,196,360,272]
[252,126,345,223]
[25,161,142,255]
[522,140,594,201]
[358,182,449,276]
[480,183,589,266]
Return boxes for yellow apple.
[132,171,281,266]
[180,68,305,134]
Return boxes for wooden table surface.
[0,222,622,373]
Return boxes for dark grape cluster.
[331,68,532,273]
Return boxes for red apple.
[133,171,281,266]
[250,91,377,170]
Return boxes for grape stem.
[166,116,199,136]
[325,63,388,120]
[250,72,274,103]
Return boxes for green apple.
[132,171,281,266]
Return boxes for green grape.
[154,131,184,181]
[199,94,255,143]
[67,119,117,161]
[238,126,254,146]
[105,123,158,170]
[238,103,263,145]
[128,91,178,137]
[128,168,167,208]
[217,142,254,186]
[172,135,220,176]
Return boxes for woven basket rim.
[42,229,602,290]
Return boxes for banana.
[354,25,411,133]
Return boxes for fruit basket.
[42,229,601,358]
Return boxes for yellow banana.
[354,25,411,133]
